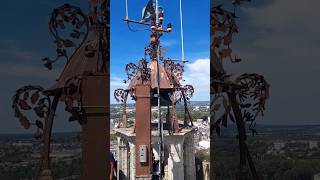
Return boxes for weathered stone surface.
[115,127,196,180]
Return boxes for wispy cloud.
[110,75,127,87]
[161,39,178,47]
[0,47,41,63]
[0,63,60,79]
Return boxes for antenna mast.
[179,0,185,64]
[125,0,129,20]
[122,0,173,178]
[154,0,164,179]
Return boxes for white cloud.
[110,75,128,104]
[183,58,210,101]
[110,75,127,87]
[161,39,178,47]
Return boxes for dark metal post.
[229,91,259,180]
[80,74,109,180]
[36,92,61,180]
[135,85,152,179]
[229,92,248,180]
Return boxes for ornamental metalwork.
[11,1,109,179]
[211,1,270,180]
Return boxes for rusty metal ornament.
[137,58,151,83]
[114,88,128,128]
[125,63,138,83]
[114,88,128,103]
[211,4,270,135]
[169,90,182,105]
[11,1,108,177]
[114,5,195,134]
[62,76,86,124]
[169,84,194,105]
[210,94,232,135]
[144,38,159,60]
[211,5,241,81]
[211,2,270,179]
[163,59,184,81]
[12,86,51,139]
[124,59,151,85]
[42,3,89,70]
[182,85,194,103]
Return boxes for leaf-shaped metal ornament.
[12,85,51,135]
[35,120,44,129]
[34,106,45,118]
[19,100,32,110]
[23,92,29,100]
[183,85,194,103]
[44,3,89,70]
[20,117,31,129]
[212,4,270,179]
[63,39,75,47]
[70,30,81,39]
[114,89,128,103]
[31,91,40,104]
[125,63,138,81]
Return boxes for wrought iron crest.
[12,86,51,139]
[42,4,89,70]
[211,4,270,136]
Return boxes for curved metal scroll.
[211,3,270,180]
[124,59,151,85]
[114,88,128,127]
[12,85,51,139]
[163,59,184,81]
[42,4,89,70]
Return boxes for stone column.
[122,140,129,178]
[117,137,121,180]
[184,133,196,180]
[117,137,129,179]
[167,136,184,180]
[129,141,136,180]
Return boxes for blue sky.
[110,0,210,104]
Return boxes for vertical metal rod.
[125,0,129,20]
[157,43,164,179]
[35,92,61,179]
[155,0,164,179]
[179,0,185,64]
[117,137,120,180]
[229,92,248,180]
